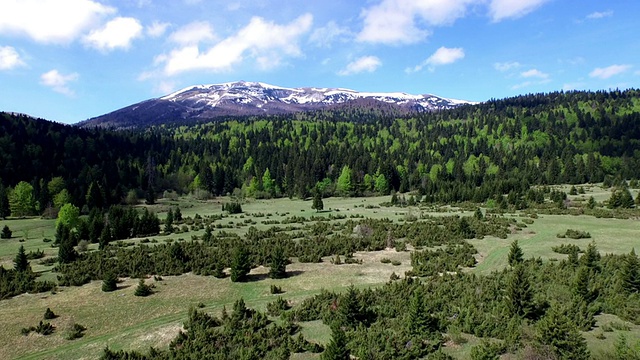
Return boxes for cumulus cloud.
[489,0,549,22]
[157,14,312,75]
[169,21,216,45]
[0,46,25,70]
[494,61,521,72]
[310,21,351,47]
[40,69,79,96]
[407,46,464,73]
[521,68,549,79]
[83,17,143,52]
[586,10,613,20]
[0,0,114,44]
[357,0,474,45]
[589,64,632,79]
[338,56,382,76]
[147,21,170,38]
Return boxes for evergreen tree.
[173,207,182,223]
[507,240,524,267]
[0,182,9,218]
[164,208,173,234]
[536,306,590,360]
[102,271,118,292]
[1,225,11,239]
[57,224,77,264]
[321,324,350,360]
[620,248,640,293]
[43,307,56,320]
[202,225,213,243]
[573,266,595,303]
[406,289,439,338]
[474,207,484,220]
[98,225,111,250]
[336,285,364,330]
[230,243,251,282]
[13,245,29,272]
[145,185,156,205]
[85,181,105,209]
[337,165,352,196]
[505,264,534,318]
[586,196,596,209]
[269,245,288,279]
[580,242,601,272]
[134,279,152,297]
[312,191,324,212]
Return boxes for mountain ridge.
[79,81,475,128]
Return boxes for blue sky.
[0,0,638,124]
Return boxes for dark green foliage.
[1,224,11,239]
[270,284,283,294]
[266,297,290,316]
[65,323,87,340]
[573,266,596,303]
[269,244,288,279]
[22,321,55,336]
[321,324,350,360]
[134,279,152,297]
[230,243,251,282]
[136,208,160,237]
[163,208,173,234]
[223,202,243,214]
[0,182,9,218]
[552,243,581,255]
[609,188,635,209]
[405,289,440,339]
[102,272,118,292]
[581,242,601,271]
[44,307,57,320]
[505,264,534,319]
[507,240,523,267]
[535,306,590,360]
[14,245,29,272]
[560,229,591,239]
[470,340,505,360]
[474,207,484,220]
[57,224,77,264]
[620,249,640,294]
[312,191,324,212]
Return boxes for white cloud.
[589,64,632,79]
[357,0,474,45]
[338,56,382,76]
[310,21,351,47]
[489,0,549,22]
[521,68,549,79]
[158,14,312,75]
[586,10,613,20]
[408,46,464,72]
[40,69,79,96]
[169,21,216,45]
[83,17,143,52]
[0,46,25,70]
[494,61,521,72]
[147,21,170,38]
[0,0,114,44]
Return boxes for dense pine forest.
[1,89,640,359]
[2,89,640,214]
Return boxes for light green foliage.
[9,181,36,217]
[337,165,352,195]
[56,203,79,230]
[374,173,389,194]
[53,189,72,209]
[47,177,66,196]
[262,168,274,195]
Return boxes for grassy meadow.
[0,187,639,359]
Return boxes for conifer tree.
[573,266,594,303]
[0,182,9,219]
[57,224,77,264]
[321,324,350,360]
[102,271,118,292]
[1,225,11,239]
[14,245,29,272]
[620,248,640,293]
[269,244,288,279]
[505,264,534,318]
[406,289,439,338]
[507,240,524,267]
[312,191,324,212]
[164,208,173,234]
[581,242,600,272]
[230,243,251,282]
[134,279,152,297]
[536,306,590,360]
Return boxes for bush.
[134,279,153,297]
[1,225,11,239]
[65,323,86,340]
[380,258,392,264]
[43,307,57,320]
[266,297,290,316]
[270,285,283,294]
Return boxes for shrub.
[65,323,86,340]
[134,279,153,297]
[380,258,392,264]
[270,285,284,294]
[43,307,57,320]
[266,297,290,316]
[1,225,11,239]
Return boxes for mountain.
[79,81,474,128]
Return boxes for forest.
[0,88,640,359]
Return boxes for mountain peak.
[81,81,475,128]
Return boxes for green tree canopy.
[9,181,36,217]
[56,203,80,230]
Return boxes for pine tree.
[573,266,595,303]
[474,207,484,220]
[1,225,11,239]
[164,208,173,234]
[269,245,288,279]
[505,264,534,318]
[230,243,251,282]
[336,285,363,330]
[98,225,111,250]
[620,248,640,293]
[134,279,152,297]
[587,196,596,209]
[321,324,350,360]
[14,245,29,272]
[57,224,77,264]
[580,242,600,272]
[0,182,9,219]
[312,191,324,212]
[507,240,524,267]
[536,306,590,360]
[406,289,439,338]
[43,307,57,320]
[202,225,213,243]
[102,271,118,292]
[145,185,156,205]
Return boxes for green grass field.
[0,192,638,359]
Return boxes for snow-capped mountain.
[80,81,474,128]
